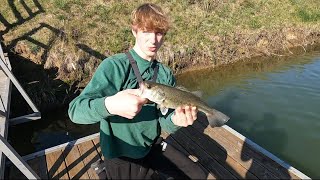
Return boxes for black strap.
[152,62,159,82]
[126,52,158,84]
[126,52,143,83]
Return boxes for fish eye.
[142,82,151,89]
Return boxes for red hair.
[131,3,170,34]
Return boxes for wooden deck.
[6,133,103,179]
[5,117,310,179]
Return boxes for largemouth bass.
[139,81,230,127]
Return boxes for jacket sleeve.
[158,71,181,134]
[68,59,122,124]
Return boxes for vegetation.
[1,0,320,111]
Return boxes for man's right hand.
[104,89,148,119]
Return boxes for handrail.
[0,45,41,124]
[0,44,41,179]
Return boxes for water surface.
[177,51,320,178]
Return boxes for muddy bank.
[160,26,320,74]
[5,26,320,115]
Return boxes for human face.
[132,28,165,61]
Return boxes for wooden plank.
[46,150,69,179]
[182,124,258,179]
[197,117,295,179]
[7,156,48,179]
[223,125,310,179]
[62,144,90,179]
[197,119,279,179]
[77,140,101,179]
[170,130,237,179]
[92,137,102,160]
[216,125,298,179]
[165,135,216,180]
[19,132,100,163]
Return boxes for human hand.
[105,89,148,119]
[171,106,198,127]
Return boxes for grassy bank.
[1,0,320,111]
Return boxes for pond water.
[8,50,320,178]
[177,50,320,178]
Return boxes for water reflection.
[177,51,320,178]
[177,52,319,96]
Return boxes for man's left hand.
[171,106,198,127]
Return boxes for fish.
[139,81,230,127]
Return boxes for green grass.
[297,9,320,22]
[1,0,320,81]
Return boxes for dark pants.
[104,137,207,179]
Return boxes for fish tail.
[205,109,230,127]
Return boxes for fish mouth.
[139,82,150,99]
[138,82,145,95]
[138,82,154,104]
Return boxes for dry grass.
[1,0,320,83]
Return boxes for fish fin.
[176,86,202,97]
[205,110,230,127]
[175,86,190,92]
[159,105,169,115]
[191,91,203,98]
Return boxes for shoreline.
[6,34,320,115]
[168,27,320,75]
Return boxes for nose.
[149,32,156,43]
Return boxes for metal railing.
[0,44,41,179]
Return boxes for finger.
[175,107,184,120]
[130,89,148,104]
[138,97,149,104]
[126,88,143,96]
[175,106,184,114]
[176,107,188,127]
[128,92,148,105]
[185,106,194,125]
[191,106,198,120]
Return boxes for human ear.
[132,28,137,38]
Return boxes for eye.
[156,32,164,36]
[145,83,151,89]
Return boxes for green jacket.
[68,49,180,159]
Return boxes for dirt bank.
[161,26,320,74]
[4,26,320,115]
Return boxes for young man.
[68,3,206,179]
